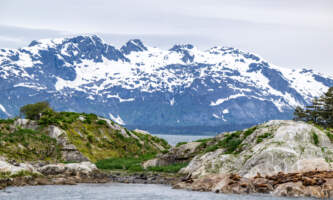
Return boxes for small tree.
[294,87,333,128]
[20,101,52,120]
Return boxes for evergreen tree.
[294,87,333,128]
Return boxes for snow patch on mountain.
[14,83,47,90]
[1,35,333,133]
[210,94,245,106]
[0,104,10,117]
[109,113,125,125]
[107,94,135,103]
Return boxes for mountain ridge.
[0,34,332,134]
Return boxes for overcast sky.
[0,0,332,73]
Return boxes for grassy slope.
[0,112,170,163]
[0,119,62,162]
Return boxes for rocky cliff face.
[171,120,333,198]
[1,35,333,134]
[180,120,333,178]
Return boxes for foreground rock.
[181,120,333,178]
[109,171,183,185]
[143,142,202,168]
[173,171,333,198]
[172,120,333,198]
[0,159,108,190]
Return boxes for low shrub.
[256,132,273,144]
[96,119,107,126]
[312,132,319,146]
[176,141,187,147]
[95,154,155,171]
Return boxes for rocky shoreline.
[173,170,333,198]
[3,162,333,199]
[0,161,109,190]
[108,171,184,185]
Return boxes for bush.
[20,101,51,120]
[243,126,257,138]
[219,131,243,154]
[96,119,107,126]
[0,119,14,124]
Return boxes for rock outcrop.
[46,125,88,162]
[0,159,107,190]
[173,120,333,198]
[174,171,333,198]
[143,142,201,168]
[181,120,333,178]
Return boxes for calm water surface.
[0,183,313,200]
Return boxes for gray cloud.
[0,0,332,73]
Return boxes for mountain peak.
[65,35,104,46]
[169,44,194,52]
[169,44,195,63]
[120,39,147,55]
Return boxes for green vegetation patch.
[0,102,171,163]
[326,131,333,143]
[65,122,170,162]
[312,131,319,146]
[256,132,273,144]
[96,154,188,173]
[0,171,40,179]
[0,128,62,162]
[176,141,188,147]
[95,154,155,172]
[195,138,212,143]
[0,119,15,124]
[201,126,257,154]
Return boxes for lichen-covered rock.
[181,120,333,178]
[46,126,88,162]
[0,157,38,175]
[37,162,97,176]
[13,119,39,130]
[0,160,107,190]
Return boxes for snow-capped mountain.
[0,35,332,134]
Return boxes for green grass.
[96,154,188,173]
[312,131,319,146]
[243,126,257,138]
[95,154,156,172]
[0,111,170,163]
[0,119,14,124]
[256,132,273,144]
[0,128,62,162]
[195,138,212,143]
[198,126,257,154]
